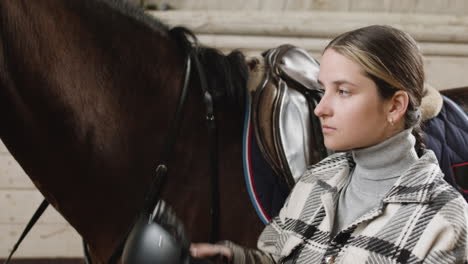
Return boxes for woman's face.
[314,48,393,151]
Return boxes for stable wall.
[0,141,83,260]
[136,0,468,15]
[149,10,468,90]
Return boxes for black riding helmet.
[122,200,190,264]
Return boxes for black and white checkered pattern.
[257,150,468,264]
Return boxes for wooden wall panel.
[1,190,68,224]
[150,10,468,89]
[348,0,390,12]
[1,140,82,259]
[0,155,35,190]
[132,0,468,14]
[0,224,82,258]
[425,56,468,89]
[151,11,468,42]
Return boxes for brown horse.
[0,0,467,263]
[0,0,264,263]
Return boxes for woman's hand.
[190,243,233,261]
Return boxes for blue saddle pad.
[424,96,468,200]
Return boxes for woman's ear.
[387,90,409,127]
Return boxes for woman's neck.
[351,128,418,181]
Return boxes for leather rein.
[140,49,220,242]
[107,49,221,263]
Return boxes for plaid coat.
[229,150,468,264]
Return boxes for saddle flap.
[254,73,284,173]
[252,45,329,189]
[275,79,313,181]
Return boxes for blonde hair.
[325,25,425,154]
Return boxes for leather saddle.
[250,44,331,189]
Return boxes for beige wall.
[133,0,468,15]
[149,10,468,90]
[0,141,83,259]
[130,0,468,89]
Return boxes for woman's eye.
[338,89,350,96]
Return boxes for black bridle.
[139,49,220,242]
[106,49,221,263]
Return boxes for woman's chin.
[324,141,353,152]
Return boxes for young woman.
[191,25,468,264]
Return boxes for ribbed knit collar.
[351,129,418,181]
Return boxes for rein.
[139,48,220,242]
[106,49,220,263]
[192,48,220,243]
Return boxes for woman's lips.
[322,125,336,134]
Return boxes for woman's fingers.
[190,243,221,258]
[190,243,233,260]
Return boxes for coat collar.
[312,150,442,204]
[383,150,442,204]
[310,152,354,193]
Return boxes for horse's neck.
[0,1,188,263]
[0,0,187,170]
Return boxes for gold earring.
[388,117,394,126]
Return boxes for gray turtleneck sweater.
[332,129,418,237]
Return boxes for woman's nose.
[314,94,331,117]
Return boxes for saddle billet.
[251,45,330,189]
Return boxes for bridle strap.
[192,49,220,243]
[107,54,192,264]
[108,47,221,262]
[142,54,192,215]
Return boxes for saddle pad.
[243,92,289,224]
[423,95,468,200]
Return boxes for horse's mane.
[169,26,248,111]
[195,46,248,111]
[77,0,249,111]
[91,0,170,34]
